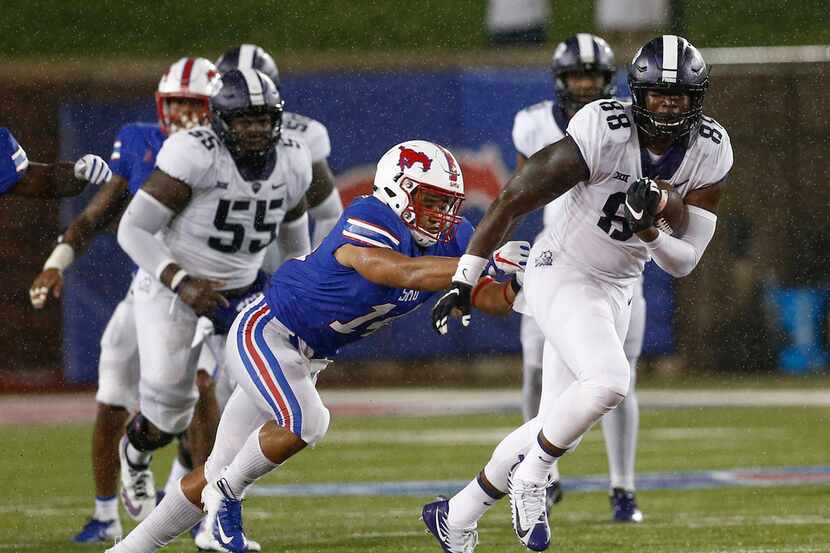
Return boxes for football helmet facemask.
[155,57,221,135]
[373,140,465,248]
[628,35,710,145]
[210,68,284,161]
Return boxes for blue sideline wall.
[58,68,674,383]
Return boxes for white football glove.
[489,240,530,275]
[74,154,112,185]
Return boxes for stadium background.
[0,0,829,387]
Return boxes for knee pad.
[303,405,330,446]
[126,413,177,452]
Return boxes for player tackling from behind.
[106,140,530,553]
[512,33,645,521]
[426,35,732,553]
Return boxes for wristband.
[452,254,488,287]
[43,243,75,273]
[170,269,189,292]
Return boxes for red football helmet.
[155,57,221,135]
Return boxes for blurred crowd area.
[1,0,829,387]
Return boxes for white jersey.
[543,99,733,284]
[155,126,312,289]
[282,112,331,164]
[512,100,568,229]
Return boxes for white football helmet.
[373,140,465,247]
[155,57,221,134]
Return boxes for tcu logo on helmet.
[397,146,432,172]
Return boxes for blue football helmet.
[551,33,616,114]
[628,35,710,144]
[210,68,284,161]
[216,44,280,90]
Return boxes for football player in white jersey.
[427,35,732,552]
[28,57,220,544]
[216,43,342,256]
[114,68,314,545]
[513,33,645,521]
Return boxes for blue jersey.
[0,128,29,195]
[109,123,166,196]
[265,195,474,357]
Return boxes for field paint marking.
[324,426,784,445]
[249,466,830,497]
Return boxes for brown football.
[654,179,688,236]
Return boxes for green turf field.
[2,405,829,552]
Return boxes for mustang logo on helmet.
[397,146,432,172]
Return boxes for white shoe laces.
[447,526,479,553]
[512,480,546,529]
[128,467,151,499]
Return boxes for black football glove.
[431,281,473,335]
[624,177,663,233]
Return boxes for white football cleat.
[118,436,157,521]
[508,473,551,551]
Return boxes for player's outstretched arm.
[29,175,130,308]
[334,244,458,292]
[13,155,112,197]
[431,137,587,334]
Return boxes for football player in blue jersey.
[106,140,530,553]
[0,127,111,197]
[28,57,221,545]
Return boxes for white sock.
[547,460,561,484]
[110,482,203,553]
[447,477,500,528]
[514,435,558,484]
[94,495,119,522]
[221,424,279,498]
[163,458,190,497]
[126,442,153,468]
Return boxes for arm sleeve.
[644,205,717,278]
[117,189,178,279]
[277,212,312,261]
[308,187,343,247]
[155,130,214,189]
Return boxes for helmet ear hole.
[384,187,397,198]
